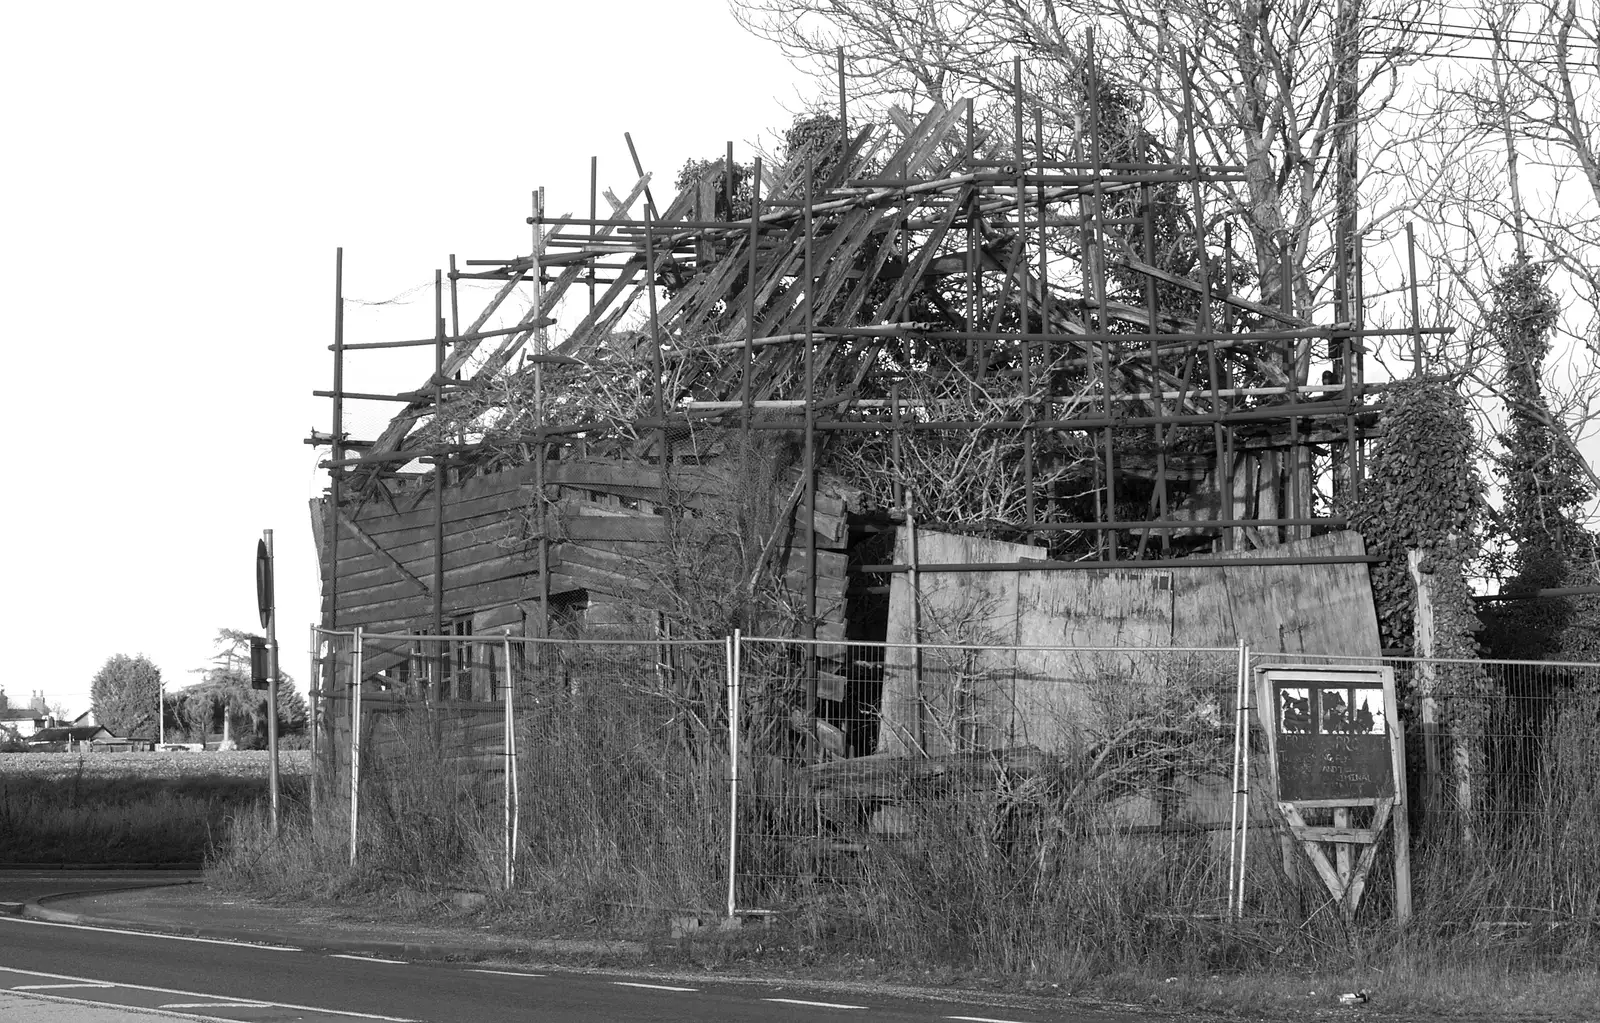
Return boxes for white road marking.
[948,1016,1037,1023]
[330,953,408,964]
[13,982,117,989]
[612,980,698,992]
[468,969,546,978]
[160,1001,273,1008]
[0,965,417,1020]
[1,990,245,1022]
[764,997,867,1009]
[0,915,300,951]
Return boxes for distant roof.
[0,707,40,721]
[31,725,111,742]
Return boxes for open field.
[0,750,310,865]
[0,750,311,780]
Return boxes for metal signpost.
[257,533,281,836]
[1256,665,1411,925]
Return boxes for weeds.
[209,650,1600,1017]
[216,666,728,922]
[0,767,305,864]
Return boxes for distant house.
[0,705,41,737]
[0,690,63,738]
[71,708,98,728]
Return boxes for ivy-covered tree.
[1479,258,1600,660]
[1351,378,1484,655]
[1352,378,1491,832]
[90,653,163,740]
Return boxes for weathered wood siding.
[322,690,510,802]
[317,456,850,645]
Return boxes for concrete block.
[449,891,487,914]
[669,914,706,938]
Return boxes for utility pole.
[1333,0,1361,358]
[1331,0,1362,503]
[257,531,281,835]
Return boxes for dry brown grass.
[207,658,1600,1019]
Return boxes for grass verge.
[0,751,309,864]
[206,682,1600,1019]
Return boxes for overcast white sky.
[1,1,811,715]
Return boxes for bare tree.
[1402,1,1600,513]
[733,0,1454,384]
[1491,0,1600,308]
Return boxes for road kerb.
[21,896,530,961]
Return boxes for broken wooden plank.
[544,460,724,495]
[559,515,669,542]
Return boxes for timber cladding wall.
[317,456,852,642]
[322,690,509,802]
[320,464,541,632]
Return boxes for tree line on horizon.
[86,629,307,747]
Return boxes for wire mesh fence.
[309,628,1600,948]
[509,635,732,913]
[313,628,733,913]
[729,637,1252,927]
[1251,650,1600,939]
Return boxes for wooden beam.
[1342,798,1395,918]
[339,511,432,597]
[1290,825,1379,844]
[1110,256,1312,327]
[1279,802,1348,900]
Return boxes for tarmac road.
[0,872,1152,1023]
[0,868,201,912]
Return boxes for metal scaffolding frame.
[311,49,1442,643]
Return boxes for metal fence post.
[1227,641,1245,917]
[503,633,516,890]
[308,623,319,831]
[510,650,520,879]
[1235,640,1251,917]
[726,629,741,919]
[350,625,363,867]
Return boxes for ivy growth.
[674,157,753,222]
[1478,257,1598,659]
[1350,378,1482,655]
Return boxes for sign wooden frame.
[1255,665,1411,925]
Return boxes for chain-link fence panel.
[315,630,733,911]
[313,630,510,887]
[1250,651,1600,948]
[508,636,732,917]
[731,637,1250,956]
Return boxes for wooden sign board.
[1255,665,1411,925]
[1270,674,1393,801]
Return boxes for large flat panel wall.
[879,530,1382,755]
